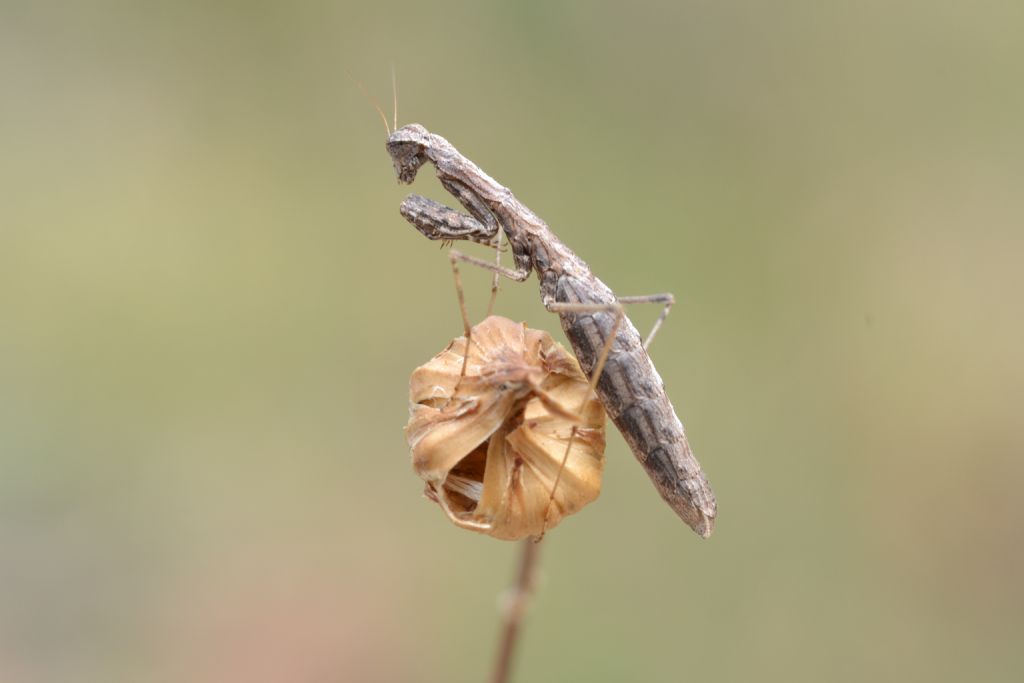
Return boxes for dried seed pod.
[406,315,605,540]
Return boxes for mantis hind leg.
[537,292,676,537]
[618,293,675,351]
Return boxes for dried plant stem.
[490,538,541,683]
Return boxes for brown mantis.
[388,123,717,539]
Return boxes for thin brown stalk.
[490,538,541,683]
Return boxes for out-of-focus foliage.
[1,2,1021,681]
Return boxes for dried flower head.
[406,315,605,540]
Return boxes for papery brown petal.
[531,329,587,382]
[406,391,518,481]
[474,420,514,522]
[466,316,528,365]
[408,342,474,406]
[506,401,604,520]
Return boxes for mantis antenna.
[347,71,391,137]
[391,64,398,132]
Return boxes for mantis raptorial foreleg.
[440,179,501,238]
[399,195,497,245]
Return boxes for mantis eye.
[405,316,606,540]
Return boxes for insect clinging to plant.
[389,123,717,539]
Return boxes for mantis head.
[387,124,431,184]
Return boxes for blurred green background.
[2,1,1022,681]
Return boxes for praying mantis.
[388,124,717,539]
